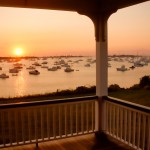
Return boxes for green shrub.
[129,84,140,90]
[139,75,150,88]
[108,84,121,92]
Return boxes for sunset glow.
[15,48,23,56]
[0,1,150,57]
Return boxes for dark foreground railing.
[0,95,149,150]
[103,96,150,150]
[0,96,97,148]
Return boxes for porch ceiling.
[0,0,149,14]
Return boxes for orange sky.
[0,1,150,57]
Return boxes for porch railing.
[0,96,97,148]
[0,95,150,150]
[103,96,150,150]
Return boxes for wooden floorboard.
[1,134,134,150]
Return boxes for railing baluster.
[53,106,56,139]
[112,105,115,137]
[142,115,146,150]
[105,102,108,133]
[59,105,62,137]
[109,104,112,135]
[70,104,73,135]
[81,103,84,133]
[137,113,141,149]
[41,108,44,141]
[15,111,18,144]
[47,107,50,140]
[8,111,12,146]
[87,102,89,133]
[92,101,94,132]
[128,111,131,145]
[116,106,119,139]
[132,111,136,147]
[34,109,38,142]
[21,111,25,144]
[120,108,123,140]
[76,103,78,134]
[2,111,5,147]
[28,110,31,142]
[65,105,67,136]
[124,109,127,142]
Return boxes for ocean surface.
[0,56,149,98]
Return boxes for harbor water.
[0,56,149,98]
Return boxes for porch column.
[94,14,109,133]
[78,10,115,134]
[78,8,117,136]
[96,16,108,97]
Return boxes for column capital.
[89,11,116,42]
[78,10,117,41]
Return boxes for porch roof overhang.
[0,0,149,15]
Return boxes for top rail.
[1,95,149,113]
[103,96,150,113]
[0,95,98,109]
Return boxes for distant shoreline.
[0,55,85,59]
[1,54,150,59]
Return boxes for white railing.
[1,95,149,149]
[104,96,150,150]
[0,96,97,148]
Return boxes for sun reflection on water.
[14,72,26,97]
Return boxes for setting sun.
[15,48,23,56]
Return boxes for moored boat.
[48,66,58,71]
[64,67,74,72]
[116,65,128,71]
[29,70,40,75]
[0,73,9,78]
[84,64,91,67]
[9,68,19,73]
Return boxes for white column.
[96,42,108,96]
[95,15,108,132]
[96,16,108,97]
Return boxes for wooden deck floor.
[1,134,134,150]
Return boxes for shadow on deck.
[2,133,134,150]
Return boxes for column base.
[95,131,108,140]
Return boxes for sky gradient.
[0,1,150,57]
